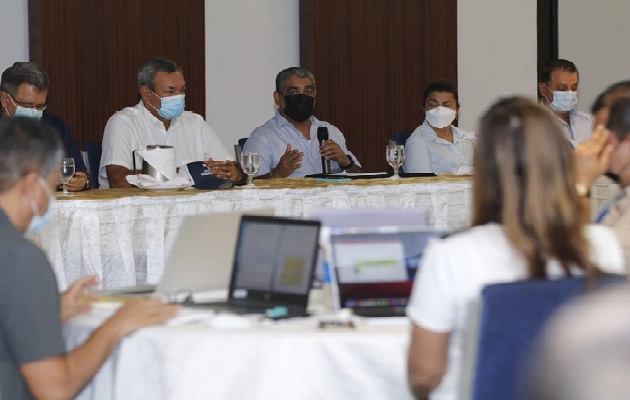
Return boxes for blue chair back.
[238,137,248,149]
[84,141,102,188]
[392,131,411,146]
[463,274,627,400]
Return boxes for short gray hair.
[0,117,63,192]
[137,58,184,91]
[275,67,316,93]
[0,62,49,96]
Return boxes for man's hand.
[60,275,100,323]
[59,171,89,192]
[272,144,303,178]
[574,125,614,188]
[206,159,245,183]
[105,297,179,339]
[320,139,350,166]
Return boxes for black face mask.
[281,94,315,122]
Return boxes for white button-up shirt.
[99,101,233,188]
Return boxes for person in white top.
[403,80,474,174]
[99,58,244,188]
[538,59,593,149]
[406,97,621,400]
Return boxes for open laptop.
[193,215,321,317]
[328,226,448,317]
[97,208,273,299]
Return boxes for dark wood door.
[28,0,205,150]
[300,0,458,172]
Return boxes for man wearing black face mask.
[243,67,361,178]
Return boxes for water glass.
[386,144,405,180]
[60,158,75,195]
[240,151,260,188]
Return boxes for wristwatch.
[575,183,590,197]
[84,174,91,190]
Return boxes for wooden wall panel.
[301,0,457,172]
[28,0,205,150]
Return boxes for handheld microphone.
[317,126,331,174]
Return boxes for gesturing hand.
[272,144,303,178]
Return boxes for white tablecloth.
[30,177,473,290]
[64,311,412,400]
[30,175,618,291]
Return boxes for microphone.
[317,126,331,174]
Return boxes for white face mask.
[425,106,457,129]
[26,177,55,235]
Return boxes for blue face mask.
[26,177,55,235]
[150,90,185,120]
[6,95,44,119]
[546,87,578,112]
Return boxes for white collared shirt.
[403,121,475,174]
[99,101,233,188]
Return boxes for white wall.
[558,0,630,113]
[205,0,299,151]
[457,1,538,131]
[0,0,29,72]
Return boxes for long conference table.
[65,303,413,400]
[29,175,618,291]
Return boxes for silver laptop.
[328,226,448,317]
[97,208,274,299]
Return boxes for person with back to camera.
[405,97,622,400]
[403,79,474,174]
[0,117,178,399]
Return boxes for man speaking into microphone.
[244,67,361,178]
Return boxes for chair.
[234,137,249,161]
[84,141,102,189]
[391,131,411,146]
[459,274,628,400]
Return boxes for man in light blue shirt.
[538,59,593,149]
[244,67,361,178]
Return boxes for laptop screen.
[230,216,321,306]
[330,228,447,309]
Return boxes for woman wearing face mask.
[403,80,474,174]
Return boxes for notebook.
[328,226,448,317]
[96,208,274,299]
[194,215,321,316]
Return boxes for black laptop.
[190,215,321,317]
[329,227,447,317]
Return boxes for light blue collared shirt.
[556,109,593,149]
[403,121,475,174]
[244,111,360,177]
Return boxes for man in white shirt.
[99,58,244,188]
[538,59,593,149]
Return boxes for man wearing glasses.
[0,62,90,191]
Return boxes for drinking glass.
[60,158,75,195]
[386,144,405,180]
[240,151,260,188]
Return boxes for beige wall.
[0,0,29,72]
[558,0,630,114]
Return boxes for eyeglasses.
[5,92,48,111]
